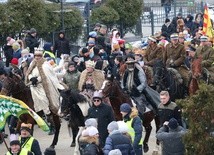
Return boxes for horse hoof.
[70,142,75,147]
[143,144,149,153]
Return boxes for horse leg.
[50,114,61,148]
[142,111,154,153]
[154,115,160,145]
[71,127,79,147]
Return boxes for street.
[0,119,161,155]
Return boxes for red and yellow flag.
[203,4,214,38]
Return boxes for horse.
[153,60,184,101]
[189,57,210,95]
[0,72,61,148]
[60,89,92,147]
[101,78,160,153]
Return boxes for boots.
[46,114,55,135]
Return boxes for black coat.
[87,102,115,147]
[25,34,40,53]
[53,37,70,58]
[161,23,176,39]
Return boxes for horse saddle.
[167,67,183,84]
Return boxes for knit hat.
[30,28,37,34]
[118,39,125,45]
[109,149,122,155]
[120,103,132,113]
[9,134,20,146]
[92,90,103,99]
[11,58,19,66]
[21,48,30,55]
[44,147,56,155]
[43,42,52,51]
[107,121,119,132]
[165,18,170,23]
[85,118,98,127]
[168,118,179,129]
[20,123,32,133]
[88,126,99,136]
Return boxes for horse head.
[192,57,203,79]
[153,60,166,91]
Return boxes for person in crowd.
[91,46,102,62]
[185,44,196,69]
[163,0,172,18]
[19,123,42,155]
[161,18,175,40]
[103,121,135,155]
[63,61,81,90]
[87,91,115,147]
[172,13,184,29]
[25,48,64,128]
[156,118,187,155]
[25,28,40,53]
[178,32,185,44]
[184,14,194,34]
[194,35,214,83]
[78,60,105,98]
[79,126,103,155]
[43,42,55,59]
[12,42,22,59]
[4,37,15,67]
[163,33,190,95]
[158,91,182,128]
[120,103,143,155]
[192,13,203,36]
[96,25,108,52]
[53,31,70,64]
[111,55,125,82]
[6,134,33,155]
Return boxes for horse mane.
[61,89,87,104]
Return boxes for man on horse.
[163,33,190,96]
[194,35,214,84]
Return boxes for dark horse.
[153,60,184,101]
[60,89,91,146]
[1,72,61,148]
[101,78,160,153]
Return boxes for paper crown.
[85,60,95,68]
[34,47,43,56]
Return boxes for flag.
[203,4,214,38]
[0,95,49,132]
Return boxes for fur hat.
[20,123,32,133]
[107,121,119,132]
[109,149,122,155]
[85,60,95,68]
[120,103,131,113]
[168,118,179,129]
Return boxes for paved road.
[0,119,161,155]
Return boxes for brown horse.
[189,57,210,95]
[0,73,61,148]
[101,78,160,153]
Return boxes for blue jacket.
[103,130,135,155]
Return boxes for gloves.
[169,63,176,68]
[130,86,141,97]
[30,77,38,86]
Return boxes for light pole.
[61,0,65,30]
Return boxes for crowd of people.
[0,9,213,155]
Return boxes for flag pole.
[0,132,9,151]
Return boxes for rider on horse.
[163,33,190,96]
[194,35,214,84]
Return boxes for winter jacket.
[53,34,70,58]
[63,70,81,90]
[156,126,186,155]
[79,135,103,155]
[87,103,115,147]
[25,34,40,53]
[103,130,135,155]
[161,23,176,39]
[13,49,22,59]
[20,137,42,155]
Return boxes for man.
[194,35,214,84]
[25,28,40,53]
[6,134,33,155]
[158,91,182,128]
[25,48,64,124]
[78,60,105,99]
[103,121,135,155]
[19,123,42,155]
[163,33,190,95]
[53,31,70,64]
[120,103,143,155]
[156,118,187,155]
[87,91,115,147]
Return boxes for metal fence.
[141,1,205,35]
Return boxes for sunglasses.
[93,99,101,102]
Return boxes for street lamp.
[60,0,65,30]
